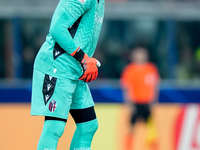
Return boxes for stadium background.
[1,0,200,150]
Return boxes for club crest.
[48,100,57,112]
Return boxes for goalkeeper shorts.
[31,69,95,119]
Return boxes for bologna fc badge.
[49,100,57,112]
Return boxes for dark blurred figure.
[22,46,35,78]
[120,47,160,150]
[176,46,193,80]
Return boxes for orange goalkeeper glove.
[71,48,100,82]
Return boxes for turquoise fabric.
[31,69,94,119]
[37,120,66,150]
[34,0,105,80]
[70,119,98,150]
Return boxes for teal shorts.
[31,69,95,119]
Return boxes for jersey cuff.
[73,48,85,62]
[71,47,81,56]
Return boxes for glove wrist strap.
[72,48,85,62]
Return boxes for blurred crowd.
[1,14,200,80]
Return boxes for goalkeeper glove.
[71,48,100,82]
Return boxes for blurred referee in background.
[121,47,160,150]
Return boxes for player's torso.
[34,0,104,80]
[129,63,158,102]
[132,64,157,85]
[73,0,104,56]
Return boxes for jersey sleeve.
[49,0,94,55]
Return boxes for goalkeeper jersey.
[34,0,104,80]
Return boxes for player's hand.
[71,48,101,82]
[79,54,98,82]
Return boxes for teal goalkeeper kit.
[31,0,104,118]
[34,0,104,80]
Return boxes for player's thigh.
[130,103,138,125]
[31,69,76,119]
[143,104,151,121]
[70,106,97,123]
[138,104,151,122]
[70,80,94,110]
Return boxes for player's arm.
[120,66,133,102]
[49,0,99,82]
[49,6,77,54]
[120,65,133,89]
[153,65,160,103]
[49,0,92,54]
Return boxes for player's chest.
[133,69,156,84]
[94,0,104,24]
[81,1,104,31]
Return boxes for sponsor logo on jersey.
[47,84,52,91]
[49,76,52,80]
[55,51,60,56]
[53,43,66,60]
[49,100,57,112]
[42,74,57,105]
[79,0,86,4]
[45,95,50,101]
[95,12,103,24]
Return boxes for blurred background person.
[2,1,200,150]
[121,47,160,150]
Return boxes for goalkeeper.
[31,0,104,149]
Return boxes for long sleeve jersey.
[34,0,104,80]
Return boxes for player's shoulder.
[63,0,94,9]
[78,0,94,7]
[121,63,136,76]
[124,63,135,71]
